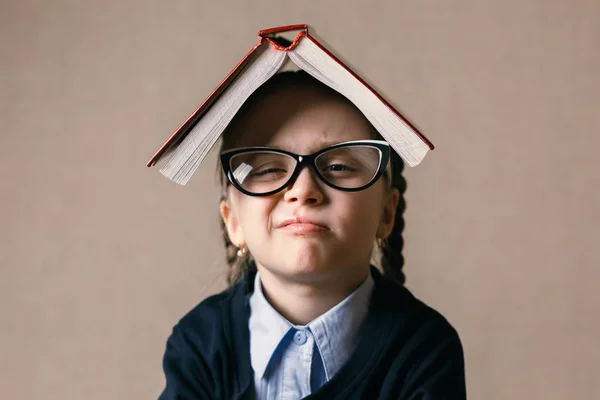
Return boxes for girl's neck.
[255,264,370,325]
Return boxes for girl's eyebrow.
[267,139,340,154]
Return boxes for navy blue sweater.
[159,267,466,399]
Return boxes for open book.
[147,24,434,185]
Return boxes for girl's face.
[220,87,399,285]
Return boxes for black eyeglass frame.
[220,139,391,197]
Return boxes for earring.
[236,246,248,258]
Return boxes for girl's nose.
[283,166,324,205]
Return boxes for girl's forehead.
[228,90,374,153]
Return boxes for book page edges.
[304,34,434,152]
[159,45,288,185]
[288,36,430,167]
[146,39,266,168]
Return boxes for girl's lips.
[277,223,329,234]
[276,217,330,234]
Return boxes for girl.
[159,71,466,399]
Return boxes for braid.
[380,151,407,285]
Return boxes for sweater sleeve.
[158,324,214,400]
[400,327,466,400]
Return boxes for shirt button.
[293,329,308,345]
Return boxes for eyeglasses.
[220,140,390,197]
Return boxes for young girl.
[159,71,466,399]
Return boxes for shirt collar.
[308,273,373,380]
[248,270,374,380]
[248,273,293,379]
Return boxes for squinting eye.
[323,163,356,172]
[252,167,287,176]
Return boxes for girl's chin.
[279,252,344,279]
[285,246,332,267]
[254,240,360,278]
[257,252,337,277]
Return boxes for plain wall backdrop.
[1,0,599,399]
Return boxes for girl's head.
[218,71,407,286]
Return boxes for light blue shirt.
[249,272,374,399]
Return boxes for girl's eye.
[253,167,286,176]
[323,163,356,172]
[249,164,289,181]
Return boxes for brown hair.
[217,70,407,285]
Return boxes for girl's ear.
[376,187,400,239]
[220,199,245,246]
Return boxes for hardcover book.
[147,24,433,185]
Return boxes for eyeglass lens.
[229,145,382,194]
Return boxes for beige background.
[2,0,599,399]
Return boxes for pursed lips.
[276,217,329,234]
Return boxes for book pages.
[288,38,430,167]
[160,45,287,185]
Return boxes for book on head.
[147,24,434,185]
